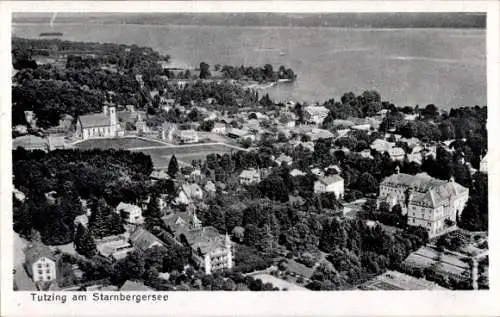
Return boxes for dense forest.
[12,148,153,245]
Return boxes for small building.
[239,169,261,185]
[212,122,227,135]
[275,153,293,166]
[181,183,204,201]
[480,153,488,173]
[176,130,199,144]
[314,175,345,199]
[116,202,143,224]
[129,228,165,252]
[389,147,406,161]
[96,235,134,260]
[161,122,178,141]
[303,106,329,125]
[290,169,306,177]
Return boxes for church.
[76,105,124,140]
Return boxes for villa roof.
[317,175,343,185]
[24,242,55,275]
[129,228,164,252]
[120,280,153,291]
[182,227,225,255]
[116,202,141,214]
[13,135,48,150]
[381,172,468,208]
[79,113,110,128]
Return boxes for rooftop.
[120,280,153,291]
[129,228,164,252]
[79,113,110,128]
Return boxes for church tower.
[109,106,117,136]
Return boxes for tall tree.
[167,155,179,179]
[74,223,97,258]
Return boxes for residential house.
[303,106,329,125]
[290,169,306,177]
[480,153,488,173]
[275,153,293,166]
[388,147,406,161]
[161,122,178,141]
[239,169,261,185]
[314,175,345,199]
[129,228,165,252]
[116,202,144,224]
[24,243,57,285]
[307,128,334,141]
[377,167,469,237]
[212,123,227,134]
[176,130,199,144]
[370,139,395,154]
[96,235,134,261]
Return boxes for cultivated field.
[74,137,168,150]
[133,143,241,168]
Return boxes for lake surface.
[13,24,486,109]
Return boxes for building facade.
[76,105,124,140]
[314,175,345,199]
[377,168,469,237]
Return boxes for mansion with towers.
[377,166,469,238]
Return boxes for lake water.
[13,23,486,110]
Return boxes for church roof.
[78,113,110,128]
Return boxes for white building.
[303,106,329,125]
[480,153,488,173]
[116,202,144,224]
[24,243,57,284]
[377,168,469,237]
[177,130,199,144]
[275,153,293,166]
[389,147,406,161]
[314,175,345,199]
[239,169,261,185]
[76,105,124,140]
[212,123,227,135]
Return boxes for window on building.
[46,269,50,273]
[37,264,42,268]
[47,275,51,280]
[45,263,50,268]
[38,276,43,281]
[38,270,43,275]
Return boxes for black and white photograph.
[1,1,499,316]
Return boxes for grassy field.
[74,137,167,150]
[133,143,240,168]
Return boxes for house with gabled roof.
[24,242,57,286]
[314,175,345,199]
[129,228,165,252]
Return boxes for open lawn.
[74,137,168,150]
[133,143,241,168]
